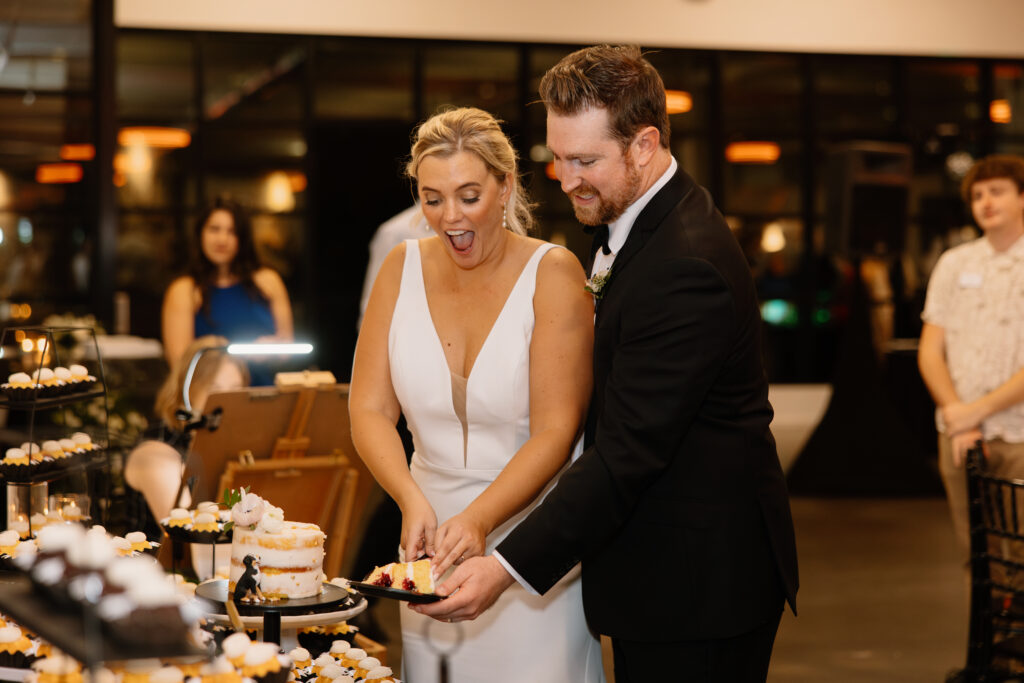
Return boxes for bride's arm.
[350,242,438,562]
[433,247,594,575]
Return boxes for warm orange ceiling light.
[287,172,308,193]
[665,90,693,114]
[36,163,83,184]
[725,141,781,164]
[545,161,558,180]
[60,144,95,161]
[991,99,1012,124]
[118,126,191,148]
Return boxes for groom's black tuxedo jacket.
[496,167,798,642]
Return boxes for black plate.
[348,581,444,604]
[196,579,363,616]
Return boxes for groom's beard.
[568,155,642,227]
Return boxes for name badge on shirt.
[959,272,983,288]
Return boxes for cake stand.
[196,579,366,651]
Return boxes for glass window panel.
[646,50,712,137]
[423,45,520,123]
[723,139,802,214]
[721,53,801,137]
[315,40,414,120]
[116,212,182,294]
[203,36,306,122]
[906,60,981,132]
[813,56,898,137]
[118,33,195,121]
[993,62,1024,139]
[115,146,195,211]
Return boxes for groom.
[414,45,798,681]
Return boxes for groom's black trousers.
[611,599,784,683]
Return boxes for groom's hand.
[409,555,515,622]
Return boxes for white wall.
[116,0,1024,59]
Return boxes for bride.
[349,107,604,682]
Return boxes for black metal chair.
[959,445,1024,681]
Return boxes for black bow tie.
[585,224,612,256]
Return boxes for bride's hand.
[432,511,487,577]
[400,494,437,561]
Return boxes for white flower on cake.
[231,492,265,529]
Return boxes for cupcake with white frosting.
[2,372,37,400]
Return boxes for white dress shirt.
[590,156,678,277]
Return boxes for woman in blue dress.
[161,198,293,385]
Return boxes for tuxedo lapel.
[594,168,692,319]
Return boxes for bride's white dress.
[389,239,605,683]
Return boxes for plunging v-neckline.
[418,242,544,384]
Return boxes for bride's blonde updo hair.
[406,107,535,236]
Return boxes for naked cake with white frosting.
[227,492,326,600]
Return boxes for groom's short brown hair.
[539,45,671,150]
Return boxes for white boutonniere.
[585,268,612,299]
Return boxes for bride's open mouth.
[446,230,475,253]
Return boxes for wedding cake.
[227,492,326,600]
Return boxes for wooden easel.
[271,387,318,459]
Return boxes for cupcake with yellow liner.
[241,642,290,683]
[326,641,350,662]
[111,536,134,557]
[15,540,37,560]
[71,432,96,452]
[0,530,21,556]
[3,372,37,400]
[309,655,334,678]
[4,448,30,466]
[0,624,36,668]
[150,666,185,683]
[362,667,396,683]
[126,531,153,553]
[41,441,65,461]
[20,442,41,460]
[348,656,381,681]
[335,648,366,671]
[166,508,191,528]
[191,511,219,533]
[196,501,220,516]
[120,658,163,683]
[36,368,63,397]
[59,437,80,452]
[31,654,83,683]
[68,364,96,393]
[54,367,73,390]
[221,632,251,668]
[82,667,116,683]
[169,657,204,679]
[0,447,41,481]
[314,664,345,683]
[288,647,311,679]
[197,656,243,683]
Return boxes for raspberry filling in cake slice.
[365,559,435,593]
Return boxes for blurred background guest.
[919,154,1024,577]
[124,335,249,532]
[161,197,293,385]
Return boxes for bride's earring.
[502,204,507,231]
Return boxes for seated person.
[162,197,293,386]
[125,335,249,527]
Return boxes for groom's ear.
[631,126,661,167]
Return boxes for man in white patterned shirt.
[919,154,1024,563]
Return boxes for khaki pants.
[939,436,1024,564]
